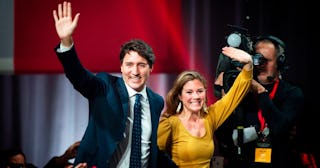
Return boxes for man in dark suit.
[52,2,176,168]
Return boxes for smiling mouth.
[130,76,141,82]
[131,76,140,79]
[190,101,202,105]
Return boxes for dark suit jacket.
[55,45,175,168]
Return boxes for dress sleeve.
[207,68,252,129]
[157,117,172,153]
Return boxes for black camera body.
[230,53,266,68]
[215,25,267,96]
[225,25,267,68]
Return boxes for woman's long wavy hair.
[162,70,208,118]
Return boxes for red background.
[14,0,190,74]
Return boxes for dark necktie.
[130,93,142,168]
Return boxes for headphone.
[253,35,287,71]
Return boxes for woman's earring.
[203,104,208,113]
[176,101,182,113]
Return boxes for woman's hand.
[222,46,253,71]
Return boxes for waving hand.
[53,1,80,47]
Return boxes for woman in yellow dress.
[157,46,253,168]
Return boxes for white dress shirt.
[117,81,152,168]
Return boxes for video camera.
[225,25,266,68]
[214,25,267,96]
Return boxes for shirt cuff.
[57,43,74,53]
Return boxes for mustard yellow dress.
[158,68,252,168]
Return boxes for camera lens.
[252,53,267,66]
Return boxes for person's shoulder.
[160,115,179,125]
[146,88,163,99]
[26,163,38,168]
[96,72,119,78]
[281,80,304,97]
[168,115,181,127]
[96,72,122,83]
[282,79,302,90]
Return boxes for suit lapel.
[146,89,158,135]
[116,78,129,119]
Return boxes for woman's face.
[179,79,206,113]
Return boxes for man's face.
[254,41,279,84]
[120,51,152,92]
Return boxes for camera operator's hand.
[251,79,268,94]
[222,46,253,71]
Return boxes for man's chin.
[128,82,144,92]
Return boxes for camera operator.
[213,34,304,168]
